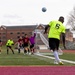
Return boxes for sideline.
[35,53,75,64]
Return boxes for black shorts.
[49,38,60,51]
[23,43,28,47]
[30,44,34,48]
[19,44,23,47]
[7,46,12,49]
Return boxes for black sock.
[7,49,9,54]
[12,50,14,54]
[18,49,20,53]
[24,49,27,53]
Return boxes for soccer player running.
[44,16,66,65]
[6,38,14,54]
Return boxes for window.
[17,32,20,34]
[22,36,24,38]
[10,32,13,34]
[3,33,6,35]
[17,36,20,38]
[22,32,24,34]
[2,36,6,39]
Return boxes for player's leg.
[25,44,30,54]
[25,47,30,54]
[0,47,1,54]
[18,48,20,53]
[18,43,21,53]
[26,47,30,54]
[32,44,35,54]
[30,45,33,54]
[7,46,9,54]
[10,46,14,54]
[54,39,63,65]
[49,38,63,65]
[24,47,27,54]
[49,38,59,62]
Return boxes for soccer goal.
[34,29,63,55]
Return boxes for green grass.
[0,46,75,66]
[0,46,54,66]
[60,53,75,61]
[47,53,75,61]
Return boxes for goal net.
[33,29,63,55]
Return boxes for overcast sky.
[0,0,75,26]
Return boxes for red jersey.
[18,39,23,46]
[23,37,29,44]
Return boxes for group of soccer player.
[17,33,36,55]
[0,16,66,65]
[5,33,36,55]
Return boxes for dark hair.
[58,16,64,23]
[25,34,27,36]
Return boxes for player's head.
[25,34,28,37]
[58,16,64,23]
[10,38,13,40]
[20,36,22,39]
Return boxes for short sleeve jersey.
[48,20,65,40]
[18,39,23,44]
[23,37,29,44]
[6,40,14,46]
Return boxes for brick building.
[0,25,74,45]
[0,25,37,44]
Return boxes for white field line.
[15,49,75,64]
[35,53,75,64]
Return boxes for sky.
[0,0,75,26]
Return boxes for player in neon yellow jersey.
[44,16,66,65]
[6,38,14,54]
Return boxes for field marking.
[35,53,75,64]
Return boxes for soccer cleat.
[59,61,64,65]
[54,60,58,64]
[54,61,58,64]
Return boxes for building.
[0,25,74,45]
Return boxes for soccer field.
[0,46,75,66]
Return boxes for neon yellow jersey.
[48,20,65,40]
[6,40,14,46]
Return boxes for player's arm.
[61,33,66,49]
[44,24,50,34]
[28,38,31,45]
[33,33,36,38]
[14,41,18,45]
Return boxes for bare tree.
[67,6,75,30]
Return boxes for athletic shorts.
[23,43,28,47]
[7,46,12,49]
[30,44,34,48]
[49,38,60,51]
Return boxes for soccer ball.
[42,7,47,12]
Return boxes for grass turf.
[0,46,75,66]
